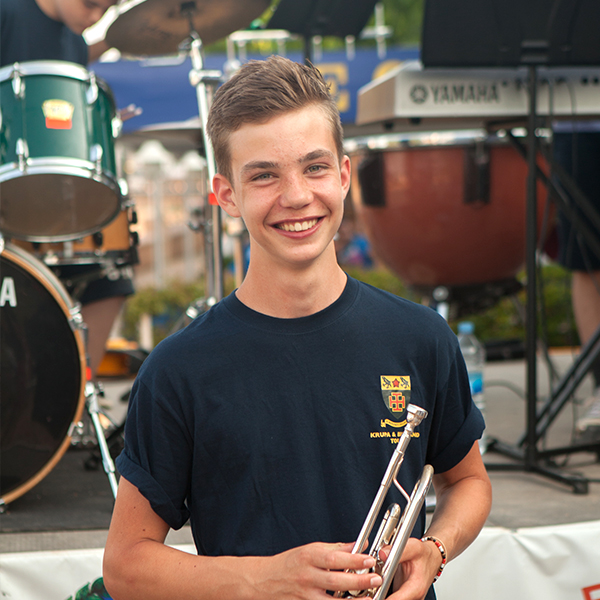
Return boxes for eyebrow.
[240,149,336,176]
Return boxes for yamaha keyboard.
[355,60,600,132]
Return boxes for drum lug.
[11,67,25,99]
[90,143,104,175]
[118,178,130,200]
[70,305,84,331]
[16,138,29,172]
[69,420,85,439]
[112,115,123,139]
[86,72,99,105]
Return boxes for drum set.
[0,0,269,507]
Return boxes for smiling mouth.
[277,218,319,232]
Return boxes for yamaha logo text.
[409,82,501,105]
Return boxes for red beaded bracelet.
[421,536,447,582]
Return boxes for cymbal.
[105,0,271,56]
[123,118,206,155]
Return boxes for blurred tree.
[379,0,424,46]
[206,0,425,54]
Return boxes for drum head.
[0,174,121,241]
[0,244,86,504]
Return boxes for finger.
[378,537,422,563]
[317,544,380,572]
[323,569,383,595]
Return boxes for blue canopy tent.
[92,47,419,138]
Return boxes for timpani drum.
[347,130,549,288]
[0,241,86,505]
[0,61,123,242]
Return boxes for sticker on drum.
[0,242,86,505]
[0,61,123,242]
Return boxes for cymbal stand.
[180,4,224,305]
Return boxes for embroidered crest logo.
[380,376,411,420]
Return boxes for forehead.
[228,106,337,165]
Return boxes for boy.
[103,56,492,600]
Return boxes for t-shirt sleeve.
[426,342,485,474]
[116,365,193,530]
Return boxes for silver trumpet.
[336,404,434,599]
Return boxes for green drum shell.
[0,61,122,241]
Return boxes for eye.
[307,164,327,174]
[252,172,273,181]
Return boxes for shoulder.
[1,0,18,26]
[135,300,235,377]
[1,0,18,15]
[350,278,460,360]
[354,278,451,328]
[2,0,35,22]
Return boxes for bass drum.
[0,60,122,242]
[0,242,86,505]
[347,130,550,289]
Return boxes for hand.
[381,538,442,600]
[249,542,383,599]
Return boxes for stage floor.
[1,351,599,553]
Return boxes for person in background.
[553,126,600,443]
[103,56,492,600]
[1,0,134,378]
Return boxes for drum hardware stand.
[179,2,225,305]
[485,65,598,494]
[83,380,119,498]
[159,2,227,329]
[71,311,120,499]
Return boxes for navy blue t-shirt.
[117,276,484,598]
[1,0,88,67]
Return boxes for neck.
[235,249,347,318]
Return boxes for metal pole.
[525,65,538,468]
[189,33,223,302]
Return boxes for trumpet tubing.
[336,404,434,600]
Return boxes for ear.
[212,173,241,218]
[340,154,351,197]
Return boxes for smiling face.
[213,105,351,275]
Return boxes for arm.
[388,441,492,600]
[103,477,384,600]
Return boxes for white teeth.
[280,219,317,232]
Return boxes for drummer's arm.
[87,40,111,63]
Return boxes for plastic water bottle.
[457,321,487,454]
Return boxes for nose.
[279,172,312,209]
